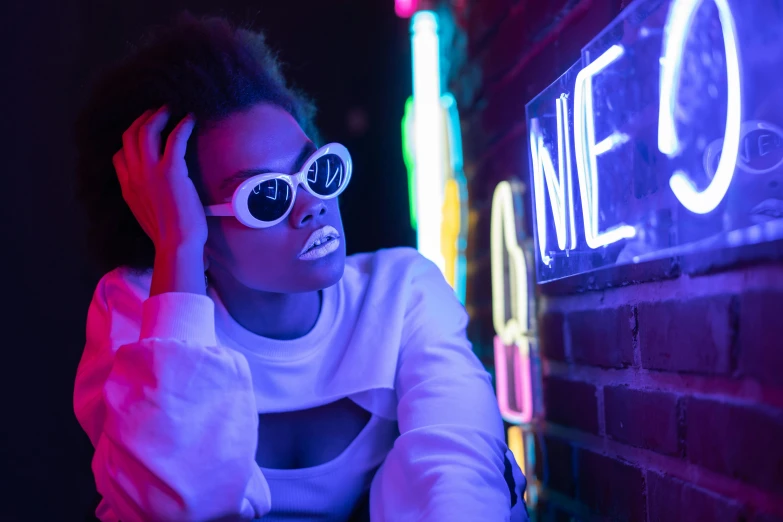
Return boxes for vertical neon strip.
[573,44,637,249]
[491,182,538,501]
[557,94,577,252]
[491,181,528,346]
[403,92,467,301]
[442,179,461,289]
[659,0,742,214]
[530,94,576,266]
[411,11,446,272]
[442,93,468,304]
[440,97,459,292]
[491,181,533,424]
[507,425,526,483]
[524,431,538,507]
[494,337,533,424]
[402,97,417,230]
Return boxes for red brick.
[466,0,515,51]
[468,0,623,153]
[738,291,783,387]
[686,398,783,495]
[604,386,680,456]
[469,139,536,249]
[568,306,634,368]
[476,0,571,82]
[576,450,647,521]
[471,39,562,154]
[543,377,599,434]
[648,473,745,522]
[542,435,575,496]
[638,296,735,375]
[460,116,487,171]
[470,126,529,204]
[467,203,492,263]
[540,310,566,361]
[466,253,492,308]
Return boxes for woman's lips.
[299,225,341,257]
[298,237,340,260]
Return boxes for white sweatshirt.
[74,247,528,521]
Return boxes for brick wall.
[447,0,783,520]
[533,269,783,521]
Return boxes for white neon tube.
[411,11,446,272]
[659,0,742,214]
[529,94,576,266]
[490,181,528,346]
[574,44,637,249]
[491,181,533,425]
[594,132,630,156]
[557,94,578,252]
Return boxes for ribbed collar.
[209,282,341,363]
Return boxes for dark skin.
[197,104,366,468]
[116,103,366,469]
[198,103,347,340]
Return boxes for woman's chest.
[255,397,372,470]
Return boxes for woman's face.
[197,103,347,293]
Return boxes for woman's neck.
[209,274,321,341]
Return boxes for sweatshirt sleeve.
[369,255,529,521]
[73,273,271,522]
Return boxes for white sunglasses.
[204,143,352,228]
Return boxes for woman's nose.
[289,185,327,228]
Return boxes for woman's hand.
[114,107,209,296]
[113,107,206,253]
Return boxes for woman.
[73,14,528,522]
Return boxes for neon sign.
[406,11,468,302]
[491,181,533,424]
[659,0,742,215]
[704,121,783,177]
[572,45,638,249]
[526,0,783,282]
[411,11,446,275]
[490,180,540,505]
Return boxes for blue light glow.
[529,95,577,265]
[525,0,781,283]
[573,44,638,249]
[660,0,742,214]
[411,11,446,272]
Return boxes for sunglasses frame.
[204,143,352,229]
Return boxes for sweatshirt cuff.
[139,292,217,346]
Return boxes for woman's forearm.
[150,243,206,297]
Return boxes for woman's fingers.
[113,109,204,247]
[162,114,196,172]
[138,106,171,167]
[122,109,154,175]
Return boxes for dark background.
[1,1,413,519]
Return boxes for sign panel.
[490,180,541,506]
[526,0,783,282]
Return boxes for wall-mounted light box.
[526,0,783,283]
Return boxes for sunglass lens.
[306,154,347,197]
[247,179,293,222]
